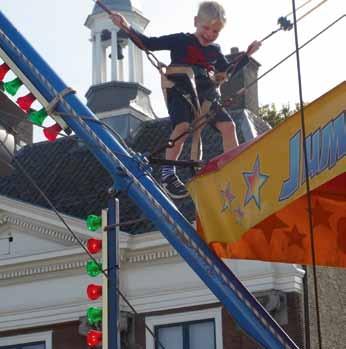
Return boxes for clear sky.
[1,0,345,142]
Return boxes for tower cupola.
[85,0,156,139]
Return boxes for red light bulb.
[0,63,10,81]
[43,123,62,142]
[86,329,102,347]
[17,92,36,113]
[87,284,102,300]
[87,238,102,254]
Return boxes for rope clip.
[278,16,293,31]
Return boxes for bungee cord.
[291,1,325,348]
[150,9,342,163]
[10,0,338,170]
[285,0,315,17]
[0,108,137,161]
[235,14,345,97]
[3,0,338,170]
[0,0,339,345]
[90,0,332,162]
[293,0,329,23]
[91,0,165,71]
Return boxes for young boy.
[110,1,261,199]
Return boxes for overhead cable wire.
[259,0,328,43]
[285,0,316,17]
[91,0,164,72]
[237,14,345,96]
[291,1,323,348]
[89,0,327,160]
[296,0,329,22]
[139,13,345,161]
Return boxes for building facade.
[0,1,345,349]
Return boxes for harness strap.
[161,65,205,160]
[161,65,201,112]
[46,87,76,115]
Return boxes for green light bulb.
[87,307,102,326]
[28,108,48,126]
[86,260,102,277]
[4,77,23,96]
[86,215,102,231]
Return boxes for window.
[155,319,215,349]
[0,332,51,349]
[0,342,45,349]
[146,308,223,349]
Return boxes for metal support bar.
[148,157,206,168]
[107,195,120,349]
[0,11,300,349]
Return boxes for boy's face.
[194,16,224,46]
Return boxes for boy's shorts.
[166,88,233,129]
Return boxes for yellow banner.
[188,82,346,267]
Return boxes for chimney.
[220,47,260,114]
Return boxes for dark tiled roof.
[0,111,269,234]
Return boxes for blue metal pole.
[0,11,299,349]
[107,195,120,349]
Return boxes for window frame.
[0,331,52,349]
[155,318,216,349]
[145,307,223,349]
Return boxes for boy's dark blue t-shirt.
[129,28,247,76]
[129,28,249,126]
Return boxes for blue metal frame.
[0,11,300,349]
[107,197,120,349]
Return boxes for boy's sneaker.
[161,174,189,199]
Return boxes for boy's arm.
[110,11,181,51]
[109,11,131,33]
[129,27,182,52]
[214,40,261,81]
[246,40,261,56]
[214,51,249,82]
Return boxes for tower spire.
[84,0,156,139]
[85,0,148,85]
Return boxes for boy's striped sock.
[161,165,175,181]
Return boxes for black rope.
[148,92,240,160]
[93,0,261,163]
[93,0,164,72]
[148,157,206,168]
[104,217,147,229]
[0,139,100,264]
[1,4,339,347]
[291,1,323,348]
[16,95,211,170]
[0,136,167,349]
[148,10,341,159]
[149,120,202,158]
[2,109,170,209]
[52,111,133,152]
[55,0,334,170]
[148,106,215,159]
[285,0,315,17]
[238,14,345,96]
[2,108,139,163]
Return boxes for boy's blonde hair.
[197,1,226,24]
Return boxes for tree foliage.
[258,103,301,128]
